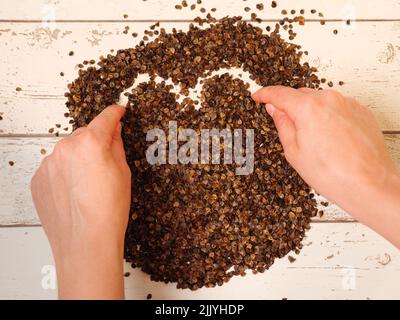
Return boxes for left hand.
[31,105,131,299]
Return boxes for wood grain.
[1,135,400,226]
[0,21,399,134]
[0,224,398,299]
[0,0,399,21]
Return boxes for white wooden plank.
[0,138,54,225]
[0,21,399,134]
[0,0,399,21]
[0,223,398,299]
[1,135,400,225]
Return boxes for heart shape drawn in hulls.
[65,17,323,289]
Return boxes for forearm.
[348,170,400,248]
[55,237,125,300]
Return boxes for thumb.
[266,104,298,160]
[111,122,128,167]
[88,105,125,146]
[252,86,304,123]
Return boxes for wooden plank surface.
[1,135,400,225]
[0,0,399,21]
[0,21,399,134]
[0,224,398,300]
[0,0,399,300]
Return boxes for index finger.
[252,86,306,122]
[87,105,125,145]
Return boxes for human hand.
[252,87,400,247]
[31,105,131,299]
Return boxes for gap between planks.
[0,219,362,228]
[1,19,400,23]
[1,131,400,138]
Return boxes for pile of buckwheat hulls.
[65,16,321,289]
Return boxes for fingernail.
[251,91,260,101]
[112,104,126,114]
[265,104,275,116]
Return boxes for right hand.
[252,87,398,223]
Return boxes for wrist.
[367,166,400,207]
[55,234,125,299]
[352,167,400,248]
